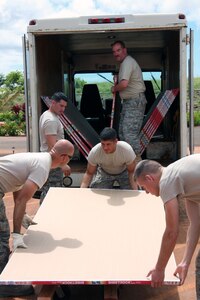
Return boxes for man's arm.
[126,160,137,189]
[111,79,128,93]
[147,198,179,287]
[45,134,57,151]
[80,163,97,188]
[61,164,71,176]
[174,199,200,284]
[13,180,38,233]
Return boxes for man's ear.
[60,154,67,162]
[145,174,154,182]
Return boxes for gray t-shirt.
[119,55,146,99]
[88,141,136,175]
[39,110,64,152]
[0,152,52,193]
[160,154,200,204]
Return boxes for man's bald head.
[51,139,74,157]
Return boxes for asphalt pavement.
[0,126,199,156]
[0,135,27,156]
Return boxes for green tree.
[0,73,5,86]
[4,71,24,92]
[0,71,24,111]
[75,78,87,90]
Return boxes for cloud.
[0,0,200,75]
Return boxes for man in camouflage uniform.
[0,195,34,297]
[111,40,146,162]
[134,157,200,299]
[39,92,71,202]
[81,127,137,190]
[0,196,10,273]
[0,139,74,297]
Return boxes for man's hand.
[62,164,71,176]
[174,263,189,285]
[147,268,165,287]
[12,233,27,251]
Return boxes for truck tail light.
[29,20,36,25]
[88,17,125,24]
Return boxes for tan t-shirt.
[0,152,52,193]
[119,55,146,99]
[88,141,136,175]
[160,154,200,204]
[39,110,64,152]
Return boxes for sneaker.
[0,284,34,297]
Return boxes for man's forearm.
[181,222,200,266]
[128,172,137,190]
[155,230,178,271]
[80,173,93,188]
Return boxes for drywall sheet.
[0,188,179,285]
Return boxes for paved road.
[0,135,27,156]
[0,127,199,156]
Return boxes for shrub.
[0,125,7,136]
[194,111,200,126]
[3,122,20,136]
[0,104,26,136]
[187,111,200,126]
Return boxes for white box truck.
[23,13,193,172]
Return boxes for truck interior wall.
[167,31,180,89]
[72,52,163,74]
[72,53,115,71]
[161,31,180,143]
[36,36,63,101]
[129,51,163,71]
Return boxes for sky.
[0,0,200,77]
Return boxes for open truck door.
[22,34,30,152]
[188,29,194,154]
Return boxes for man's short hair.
[51,92,68,103]
[134,160,162,180]
[111,40,126,48]
[100,127,117,141]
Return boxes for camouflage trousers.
[119,93,146,155]
[196,249,200,299]
[0,193,10,274]
[40,168,63,203]
[90,167,132,189]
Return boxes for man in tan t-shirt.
[0,139,74,297]
[134,156,200,299]
[81,127,137,189]
[111,40,146,162]
[39,92,71,203]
